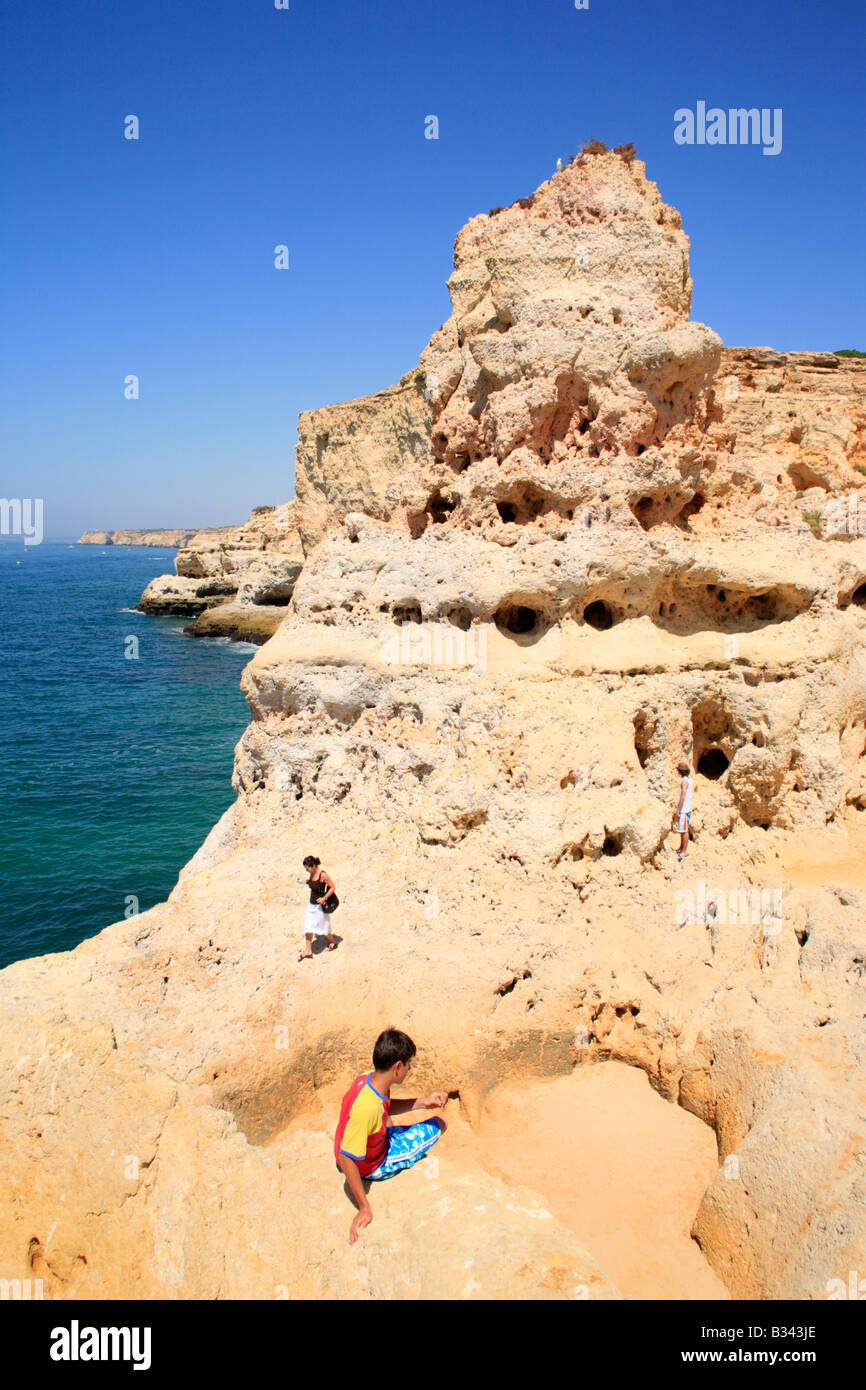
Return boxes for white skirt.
[304,903,331,936]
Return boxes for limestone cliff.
[78,528,215,547]
[3,151,866,1301]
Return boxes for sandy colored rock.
[441,1063,729,1301]
[3,149,866,1301]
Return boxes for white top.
[681,776,693,813]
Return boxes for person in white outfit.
[299,854,338,960]
[674,761,693,861]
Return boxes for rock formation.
[3,150,866,1301]
[138,502,305,644]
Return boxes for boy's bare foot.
[298,950,312,961]
[326,940,337,951]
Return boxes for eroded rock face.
[295,378,432,552]
[3,150,866,1301]
[138,502,304,644]
[402,154,720,539]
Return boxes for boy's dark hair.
[373,1028,417,1071]
[677,761,690,775]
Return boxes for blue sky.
[1,0,863,536]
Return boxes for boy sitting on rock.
[335,1027,447,1244]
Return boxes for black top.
[307,875,328,904]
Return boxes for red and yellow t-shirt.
[334,1074,391,1176]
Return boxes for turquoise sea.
[0,540,253,970]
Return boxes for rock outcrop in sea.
[138,503,305,644]
[3,151,866,1300]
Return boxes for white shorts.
[304,903,331,936]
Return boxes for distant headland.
[77,528,236,547]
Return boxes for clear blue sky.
[1,0,863,537]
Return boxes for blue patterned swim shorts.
[366,1119,443,1180]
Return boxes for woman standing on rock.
[299,855,338,960]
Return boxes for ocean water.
[0,540,254,970]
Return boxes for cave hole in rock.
[665,581,801,635]
[691,697,738,774]
[745,592,775,619]
[559,842,585,863]
[633,496,654,530]
[495,602,543,636]
[583,600,615,631]
[788,460,828,492]
[496,490,550,525]
[447,606,472,631]
[393,603,422,625]
[253,589,293,606]
[678,493,705,524]
[484,309,512,333]
[697,748,729,780]
[602,833,623,856]
[852,584,866,608]
[427,489,457,524]
[494,968,532,997]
